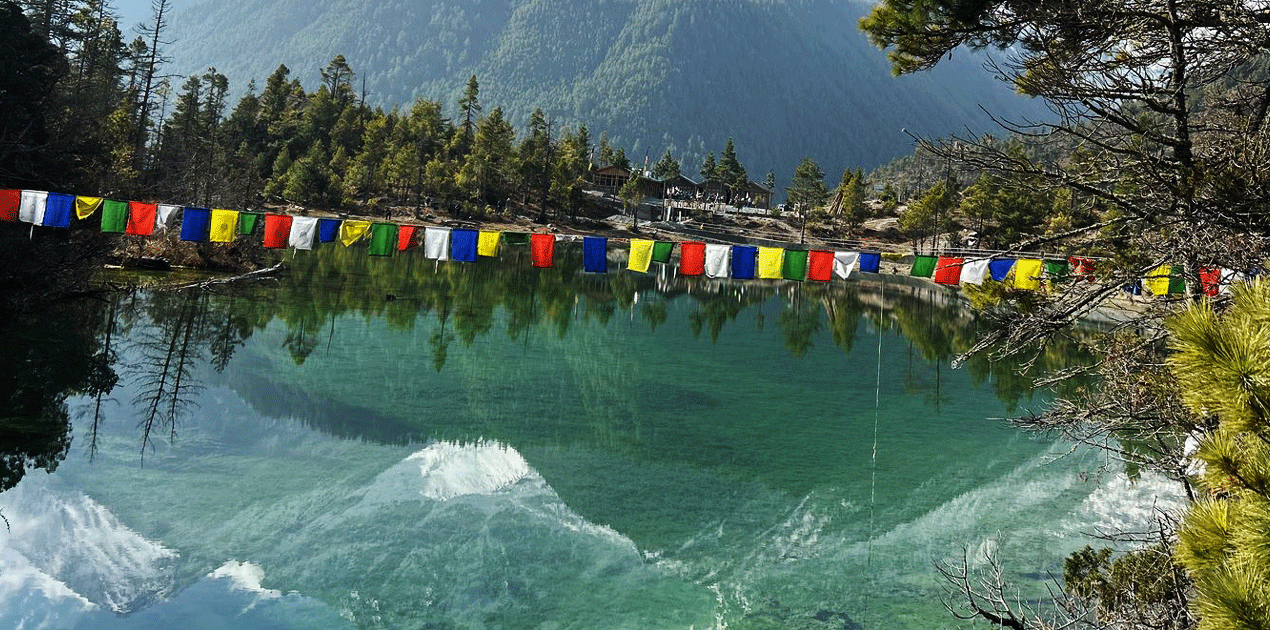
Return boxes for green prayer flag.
[503,232,530,246]
[910,255,937,278]
[782,249,809,281]
[100,199,127,233]
[652,241,674,264]
[369,222,397,256]
[1044,259,1070,284]
[238,212,260,235]
[1169,270,1187,294]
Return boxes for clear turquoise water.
[0,246,1182,629]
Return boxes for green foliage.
[787,157,828,215]
[1064,544,1191,630]
[652,149,679,179]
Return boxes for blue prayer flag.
[584,236,608,273]
[180,207,211,242]
[318,218,341,243]
[732,245,758,279]
[858,252,881,273]
[988,259,1015,282]
[451,229,478,262]
[42,192,74,228]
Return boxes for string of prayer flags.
[317,218,340,243]
[652,241,675,264]
[757,246,784,279]
[584,236,608,273]
[705,243,730,278]
[503,232,530,246]
[732,245,758,279]
[424,226,450,260]
[807,250,834,282]
[960,258,991,285]
[157,204,181,231]
[398,225,419,251]
[20,190,48,224]
[1014,258,1044,290]
[74,196,102,220]
[262,213,291,248]
[340,220,371,247]
[910,255,937,278]
[831,251,858,280]
[680,241,706,276]
[180,207,211,241]
[126,201,157,236]
[858,252,881,273]
[451,229,478,262]
[988,259,1015,282]
[0,189,18,222]
[209,209,238,242]
[783,249,809,281]
[478,230,500,257]
[1145,264,1172,296]
[531,233,554,267]
[100,200,127,233]
[628,239,654,273]
[934,257,964,285]
[368,222,397,256]
[289,216,318,250]
[1069,256,1096,280]
[42,193,74,228]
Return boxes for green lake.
[0,243,1183,629]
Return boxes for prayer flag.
[988,259,1015,282]
[1014,258,1044,290]
[503,232,530,246]
[680,241,706,276]
[1200,268,1221,297]
[531,233,554,267]
[628,239,654,273]
[1123,280,1143,295]
[101,200,127,233]
[0,189,18,222]
[340,220,371,247]
[782,249,809,281]
[832,251,859,280]
[398,225,419,251]
[369,222,397,256]
[209,209,238,242]
[1044,259,1070,285]
[236,211,259,235]
[858,252,881,273]
[19,190,48,224]
[960,259,991,286]
[732,245,758,279]
[317,218,340,242]
[262,213,292,248]
[180,207,211,241]
[807,250,834,282]
[704,243,730,278]
[424,226,450,260]
[1145,264,1172,296]
[42,193,74,228]
[74,196,102,220]
[451,229,478,262]
[289,216,319,250]
[157,204,181,231]
[934,257,965,285]
[910,255,937,278]
[584,236,608,273]
[1069,256,1096,280]
[477,230,500,257]
[757,247,784,279]
[1168,268,1186,295]
[126,202,157,236]
[652,241,674,264]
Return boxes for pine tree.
[651,149,679,179]
[699,152,717,182]
[717,137,748,193]
[457,74,480,149]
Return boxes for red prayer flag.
[1200,267,1221,297]
[0,189,19,222]
[531,233,554,268]
[398,225,419,250]
[263,214,292,249]
[934,257,965,285]
[1069,256,1096,281]
[680,241,706,276]
[808,250,834,282]
[125,201,157,236]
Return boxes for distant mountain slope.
[167,0,1044,182]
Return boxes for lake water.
[0,243,1183,629]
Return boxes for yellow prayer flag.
[340,220,371,247]
[209,209,239,242]
[74,196,103,219]
[477,230,500,257]
[1145,264,1172,296]
[1013,258,1044,290]
[757,247,784,279]
[628,239,654,273]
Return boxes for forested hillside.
[166,0,1047,180]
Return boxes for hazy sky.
[114,0,159,34]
